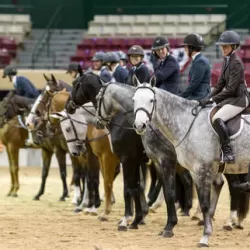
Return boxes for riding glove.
[199,98,214,107]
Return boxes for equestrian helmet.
[181,33,204,48]
[104,52,120,63]
[91,51,105,61]
[151,36,169,50]
[216,30,241,47]
[117,51,127,61]
[127,45,144,56]
[2,65,17,78]
[66,62,80,73]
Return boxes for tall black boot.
[213,118,235,163]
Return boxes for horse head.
[50,109,87,156]
[132,75,156,135]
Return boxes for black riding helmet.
[104,52,120,63]
[182,33,204,48]
[2,65,17,78]
[216,30,241,49]
[151,36,169,50]
[66,62,83,76]
[127,45,144,56]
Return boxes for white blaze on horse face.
[133,87,154,134]
[26,94,43,129]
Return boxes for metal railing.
[31,5,62,69]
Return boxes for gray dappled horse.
[132,76,250,247]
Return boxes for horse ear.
[100,79,109,87]
[132,74,140,87]
[149,75,156,88]
[43,73,50,82]
[51,74,57,85]
[50,111,67,119]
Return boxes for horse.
[26,75,120,220]
[37,89,120,220]
[64,72,196,236]
[132,76,250,247]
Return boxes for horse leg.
[98,154,118,221]
[54,147,68,201]
[146,160,158,205]
[159,160,178,238]
[178,169,193,216]
[70,156,83,205]
[224,174,250,230]
[195,167,213,247]
[6,146,14,196]
[33,149,53,200]
[149,187,164,213]
[8,144,19,197]
[118,162,134,231]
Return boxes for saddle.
[209,106,250,139]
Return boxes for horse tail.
[224,174,250,222]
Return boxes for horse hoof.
[223,225,233,231]
[6,192,12,197]
[235,225,244,230]
[139,220,146,225]
[98,216,108,222]
[83,211,89,215]
[197,243,209,248]
[59,197,65,201]
[117,225,128,231]
[90,212,98,216]
[149,208,157,213]
[181,211,190,216]
[74,208,82,213]
[197,220,204,226]
[161,230,174,238]
[128,224,138,229]
[191,216,200,221]
[11,193,18,197]
[33,196,40,201]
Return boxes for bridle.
[60,112,88,146]
[134,85,156,122]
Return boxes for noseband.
[134,86,156,121]
[60,112,88,145]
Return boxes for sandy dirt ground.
[0,166,249,250]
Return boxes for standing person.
[200,30,250,163]
[104,52,128,83]
[179,33,211,100]
[2,65,40,98]
[151,36,180,94]
[126,45,150,85]
[92,52,112,83]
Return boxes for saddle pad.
[208,106,244,139]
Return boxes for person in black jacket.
[151,36,180,94]
[179,33,211,100]
[126,45,151,85]
[200,30,250,163]
[66,62,83,86]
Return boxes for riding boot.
[213,118,235,163]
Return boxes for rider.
[200,30,250,163]
[66,62,84,85]
[179,33,211,100]
[151,36,180,94]
[91,51,112,83]
[116,51,128,69]
[104,51,128,83]
[126,45,151,85]
[2,64,40,146]
[2,65,40,98]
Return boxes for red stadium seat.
[245,70,250,88]
[245,63,250,70]
[0,49,11,67]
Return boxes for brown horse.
[26,75,120,220]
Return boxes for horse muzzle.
[133,122,147,135]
